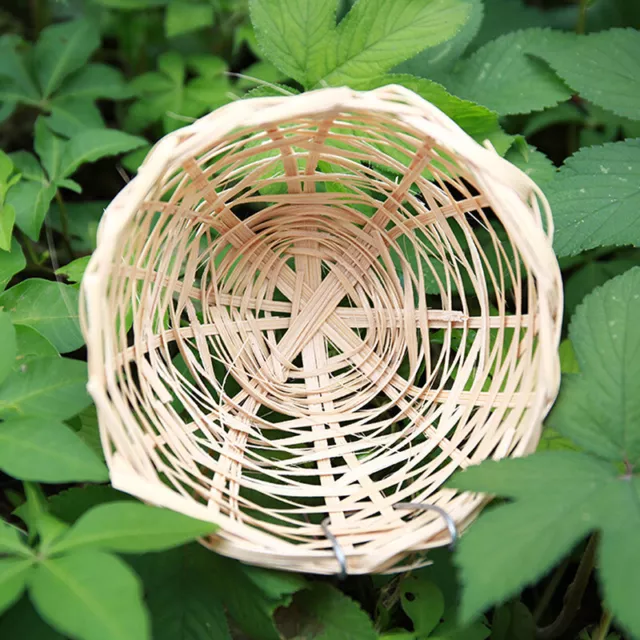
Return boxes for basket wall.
[81,86,563,575]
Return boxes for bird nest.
[82,86,562,575]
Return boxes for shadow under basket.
[81,85,563,575]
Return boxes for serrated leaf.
[471,0,547,51]
[250,0,339,87]
[34,20,101,99]
[363,74,506,149]
[57,64,132,100]
[448,29,571,115]
[0,309,17,385]
[30,550,150,640]
[325,0,471,87]
[0,558,32,616]
[395,0,483,81]
[0,278,83,352]
[165,1,215,38]
[0,518,30,555]
[0,356,90,420]
[278,582,377,640]
[251,0,471,89]
[0,417,107,483]
[548,268,640,463]
[530,29,640,121]
[47,97,105,138]
[564,254,640,322]
[448,452,618,623]
[211,554,305,640]
[0,238,25,292]
[129,545,231,640]
[51,502,217,555]
[598,496,640,639]
[548,139,640,257]
[60,128,146,178]
[505,144,556,186]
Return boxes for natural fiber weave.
[81,85,562,575]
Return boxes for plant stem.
[534,556,571,623]
[576,0,588,35]
[18,229,39,268]
[55,189,75,260]
[594,609,613,640]
[536,534,599,639]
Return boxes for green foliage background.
[0,0,639,639]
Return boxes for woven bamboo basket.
[81,85,562,575]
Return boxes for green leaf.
[548,268,640,463]
[51,502,217,555]
[48,200,106,253]
[250,0,339,87]
[548,139,640,257]
[30,550,150,640]
[564,254,640,322]
[0,356,91,420]
[490,601,535,640]
[0,417,107,483]
[0,596,66,640]
[400,574,445,636]
[0,309,16,385]
[360,74,511,154]
[505,144,556,186]
[93,0,167,6]
[278,582,377,640]
[60,128,147,178]
[530,29,640,121]
[165,1,215,38]
[210,554,305,640]
[14,325,59,363]
[56,256,91,284]
[447,29,571,115]
[129,544,231,640]
[0,518,30,555]
[47,97,105,138]
[0,238,25,292]
[598,493,640,639]
[0,202,15,252]
[0,35,40,104]
[7,179,56,241]
[0,558,32,616]
[0,279,83,353]
[34,118,65,182]
[34,20,101,99]
[448,452,618,624]
[326,0,471,87]
[57,64,132,100]
[250,0,471,88]
[395,0,483,81]
[471,0,547,51]
[48,486,132,523]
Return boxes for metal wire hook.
[321,517,348,580]
[394,502,458,550]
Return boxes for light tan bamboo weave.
[81,85,562,575]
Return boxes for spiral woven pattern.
[82,86,562,574]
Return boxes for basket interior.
[101,105,542,558]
